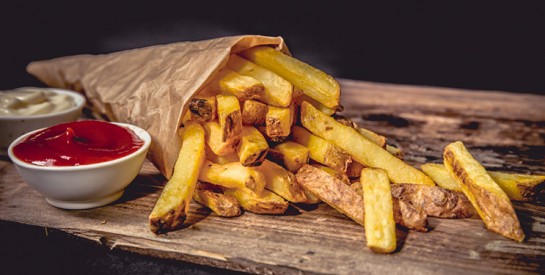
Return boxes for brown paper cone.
[27,35,288,178]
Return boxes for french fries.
[214,69,264,101]
[237,126,269,167]
[216,94,243,142]
[265,105,292,138]
[227,54,293,107]
[188,96,216,123]
[149,122,206,234]
[270,141,309,173]
[199,160,266,194]
[361,168,396,253]
[296,165,364,224]
[291,126,351,172]
[193,182,241,217]
[149,44,533,249]
[296,165,428,231]
[203,121,239,156]
[300,102,435,186]
[240,46,340,109]
[444,141,524,242]
[257,160,308,203]
[224,188,288,214]
[241,99,268,125]
[421,163,545,202]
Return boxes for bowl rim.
[7,121,151,171]
[0,87,86,120]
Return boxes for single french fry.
[241,99,268,125]
[149,122,206,234]
[203,121,239,156]
[227,54,293,107]
[291,126,352,172]
[199,160,266,194]
[300,102,435,186]
[240,46,340,109]
[237,126,269,167]
[204,145,239,164]
[444,141,524,242]
[270,141,309,173]
[213,68,264,101]
[296,165,428,231]
[421,163,545,202]
[216,94,242,142]
[225,188,288,214]
[361,168,396,253]
[266,105,292,138]
[188,96,217,123]
[193,182,241,217]
[296,165,363,224]
[257,160,307,203]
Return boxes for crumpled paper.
[27,35,288,178]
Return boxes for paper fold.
[27,35,288,178]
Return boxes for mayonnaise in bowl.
[0,87,85,152]
[0,87,76,117]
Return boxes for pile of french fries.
[149,46,544,253]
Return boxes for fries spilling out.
[149,44,541,251]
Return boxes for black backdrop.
[2,1,545,95]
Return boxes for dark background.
[1,1,545,274]
[1,1,545,95]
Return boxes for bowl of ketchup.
[8,120,151,209]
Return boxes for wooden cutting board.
[1,80,544,274]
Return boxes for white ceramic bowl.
[8,122,151,210]
[0,88,86,152]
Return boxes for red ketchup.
[13,120,144,166]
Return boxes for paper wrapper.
[27,35,288,179]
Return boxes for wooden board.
[1,80,545,274]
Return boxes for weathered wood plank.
[1,80,544,274]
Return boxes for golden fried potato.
[361,168,396,253]
[194,182,241,217]
[444,141,524,242]
[149,122,206,234]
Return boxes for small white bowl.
[8,122,151,210]
[0,88,86,152]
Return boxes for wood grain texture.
[1,80,545,274]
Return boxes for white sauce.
[0,87,76,117]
